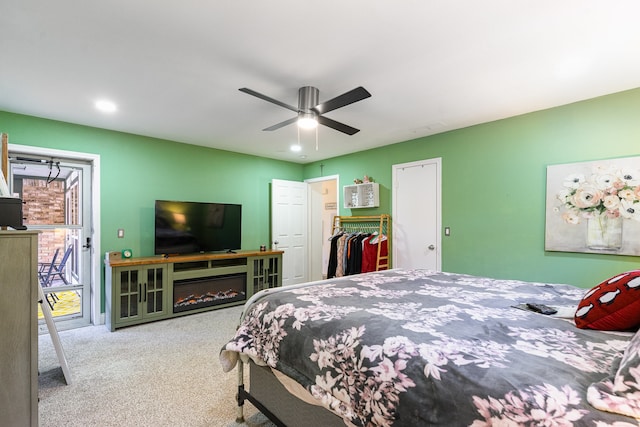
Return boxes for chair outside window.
[39,248,59,309]
[39,246,73,308]
[39,248,60,285]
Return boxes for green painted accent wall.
[0,111,304,309]
[3,87,640,302]
[303,88,640,288]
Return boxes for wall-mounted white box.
[343,182,380,208]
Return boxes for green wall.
[3,87,640,297]
[0,111,304,307]
[303,88,640,288]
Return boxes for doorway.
[8,145,100,330]
[392,158,442,270]
[306,175,338,281]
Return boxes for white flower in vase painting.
[556,164,640,225]
[546,157,640,256]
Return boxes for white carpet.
[38,306,274,427]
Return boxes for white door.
[392,158,442,270]
[8,154,93,329]
[271,179,308,286]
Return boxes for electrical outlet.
[117,228,125,238]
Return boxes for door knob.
[428,245,435,250]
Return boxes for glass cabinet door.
[250,255,282,296]
[252,258,266,295]
[265,257,279,288]
[118,269,140,322]
[145,267,165,317]
[115,265,167,325]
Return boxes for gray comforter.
[220,269,639,426]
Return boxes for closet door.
[392,158,441,270]
[271,179,308,286]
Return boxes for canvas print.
[545,156,640,255]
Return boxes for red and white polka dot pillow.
[575,270,640,331]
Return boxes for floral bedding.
[220,269,640,426]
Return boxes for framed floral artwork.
[545,156,640,255]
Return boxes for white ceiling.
[2,1,640,164]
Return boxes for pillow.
[575,270,640,331]
[587,328,640,418]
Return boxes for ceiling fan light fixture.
[297,113,318,130]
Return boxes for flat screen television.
[155,200,242,255]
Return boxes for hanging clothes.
[335,234,348,277]
[342,233,356,276]
[327,215,392,277]
[346,233,369,275]
[361,233,388,273]
[327,232,342,279]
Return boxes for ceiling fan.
[239,86,371,135]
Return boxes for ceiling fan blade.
[313,86,371,115]
[239,88,298,113]
[263,116,298,131]
[317,116,360,135]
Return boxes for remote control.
[526,303,557,315]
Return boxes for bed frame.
[236,359,343,426]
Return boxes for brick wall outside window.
[22,178,66,263]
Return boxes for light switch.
[117,228,125,238]
[444,227,451,236]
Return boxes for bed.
[220,269,640,426]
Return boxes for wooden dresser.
[0,231,39,426]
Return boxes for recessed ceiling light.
[95,99,117,113]
[290,144,302,152]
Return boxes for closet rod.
[335,214,391,222]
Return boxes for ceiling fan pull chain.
[315,127,319,151]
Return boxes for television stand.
[104,249,283,331]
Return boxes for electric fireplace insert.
[173,273,246,313]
